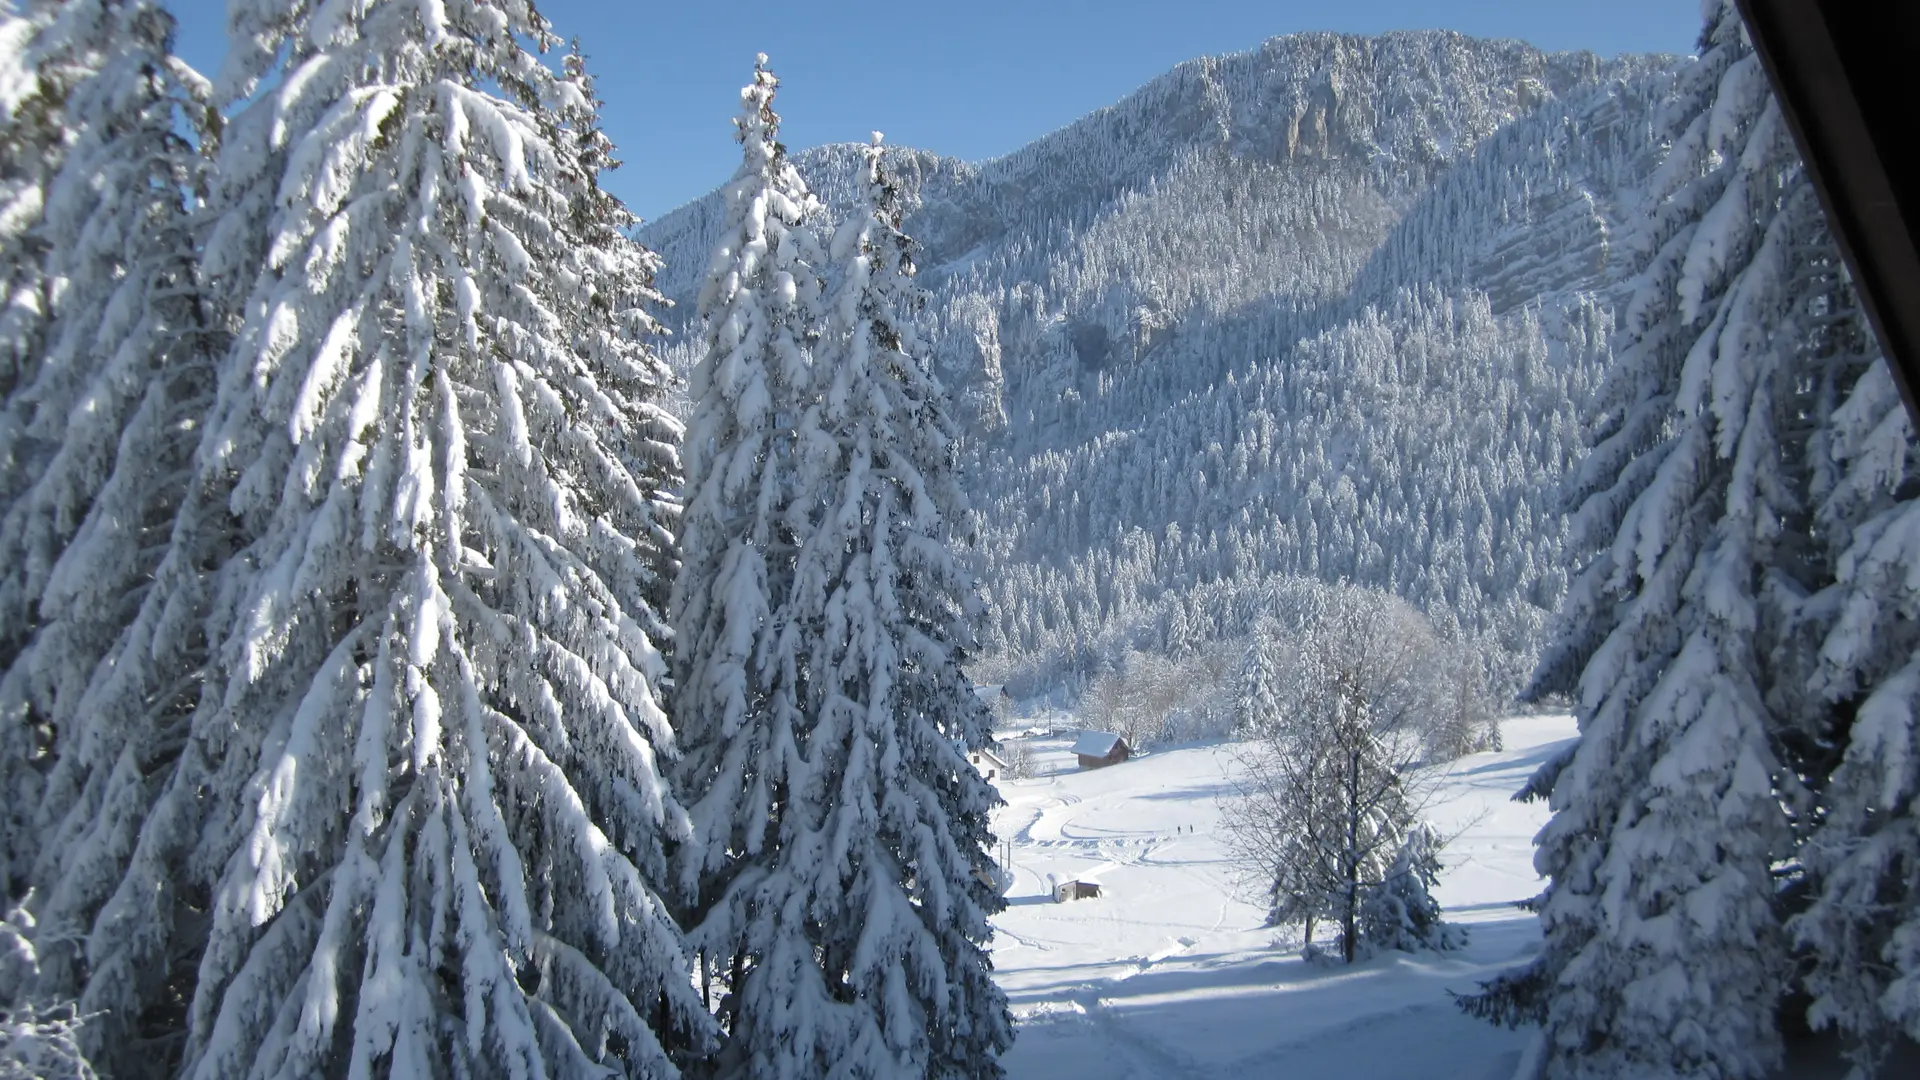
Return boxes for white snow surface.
[990,713,1574,1078]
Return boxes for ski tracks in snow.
[1069,985,1211,1080]
[1059,937,1211,1080]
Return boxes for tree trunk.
[1342,895,1358,964]
[1344,742,1362,964]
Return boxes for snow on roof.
[973,684,1007,700]
[1072,730,1124,757]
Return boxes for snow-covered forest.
[2,0,1917,1077]
[640,35,1678,707]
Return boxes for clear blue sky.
[161,0,1703,222]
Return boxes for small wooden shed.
[1054,878,1102,902]
[1072,730,1131,770]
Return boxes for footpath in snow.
[989,714,1576,1079]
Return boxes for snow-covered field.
[989,714,1576,1079]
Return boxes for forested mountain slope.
[640,30,1682,696]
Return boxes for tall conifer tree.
[668,56,823,1061]
[1783,156,1920,1080]
[748,133,1011,1077]
[19,0,704,1074]
[0,0,63,489]
[1463,4,1920,1076]
[0,0,74,900]
[0,0,216,915]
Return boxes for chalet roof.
[1071,730,1125,758]
[977,746,1008,769]
[972,684,1009,701]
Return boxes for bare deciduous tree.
[1221,583,1460,962]
[1081,650,1183,749]
[1000,740,1037,780]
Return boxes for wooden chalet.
[1071,730,1131,770]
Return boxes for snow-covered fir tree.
[667,56,827,1057]
[2,902,97,1079]
[0,0,215,912]
[1234,617,1285,736]
[0,0,63,492]
[1357,824,1462,955]
[0,0,70,899]
[0,10,219,1067]
[1464,5,1833,1075]
[673,101,1010,1073]
[1783,212,1920,1072]
[727,132,1010,1077]
[22,0,704,1075]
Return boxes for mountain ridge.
[639,29,1687,698]
[640,30,1672,315]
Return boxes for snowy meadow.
[988,715,1571,1079]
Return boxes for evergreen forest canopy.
[0,0,1916,1078]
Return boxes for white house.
[970,745,1010,780]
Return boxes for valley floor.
[988,714,1576,1079]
